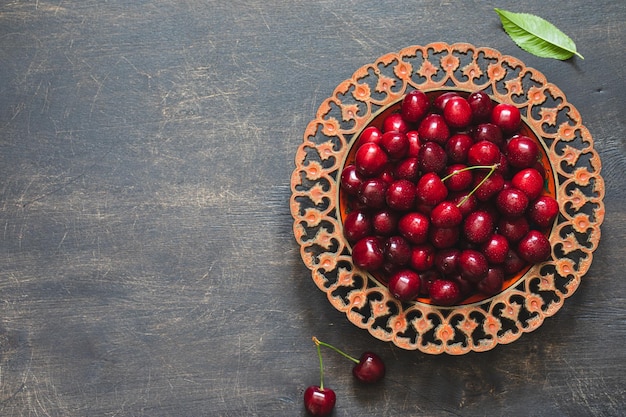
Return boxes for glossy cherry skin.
[384,235,412,265]
[506,135,539,169]
[352,352,386,384]
[381,131,409,160]
[517,230,551,263]
[418,141,448,173]
[491,103,521,134]
[356,126,383,147]
[416,172,448,206]
[443,96,473,129]
[418,113,450,144]
[467,91,494,122]
[406,131,421,157]
[394,157,420,182]
[429,279,461,306]
[372,209,398,236]
[430,201,463,228]
[477,266,505,296]
[383,112,409,133]
[443,163,473,192]
[355,142,389,177]
[496,187,529,218]
[434,248,460,276]
[498,216,530,243]
[304,386,336,417]
[401,90,430,123]
[463,210,495,244]
[472,171,505,201]
[481,233,510,264]
[343,209,372,243]
[386,179,417,211]
[340,164,364,197]
[529,195,559,228]
[352,236,384,271]
[359,178,388,209]
[467,140,501,166]
[473,123,504,147]
[433,92,460,112]
[445,133,474,163]
[398,212,430,245]
[388,269,421,301]
[458,249,489,283]
[429,226,460,249]
[410,244,435,271]
[503,248,528,275]
[512,168,545,200]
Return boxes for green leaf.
[494,8,584,60]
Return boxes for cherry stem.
[455,163,498,208]
[313,337,326,389]
[313,336,359,364]
[441,164,498,182]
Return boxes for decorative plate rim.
[290,42,605,354]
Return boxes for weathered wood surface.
[0,1,624,416]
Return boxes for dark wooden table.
[1,1,624,416]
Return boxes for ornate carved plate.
[290,42,605,354]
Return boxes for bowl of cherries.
[291,43,604,354]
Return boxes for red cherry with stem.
[444,163,474,192]
[431,201,463,228]
[304,338,336,417]
[416,172,448,206]
[313,337,386,384]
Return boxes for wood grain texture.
[0,1,624,416]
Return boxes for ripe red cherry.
[472,171,505,201]
[445,133,474,163]
[388,269,421,301]
[433,92,460,112]
[410,244,435,271]
[304,386,336,417]
[463,210,495,244]
[352,236,384,271]
[381,131,409,160]
[477,266,505,296]
[473,123,504,147]
[491,103,521,134]
[443,163,473,192]
[386,179,416,211]
[398,212,430,244]
[496,187,529,218]
[372,209,398,236]
[506,135,539,169]
[498,216,530,243]
[517,230,551,263]
[434,248,460,276]
[383,112,409,133]
[343,209,372,243]
[355,142,388,177]
[458,249,489,283]
[529,195,559,228]
[358,178,388,209]
[384,235,412,265]
[340,164,364,197]
[356,126,383,147]
[352,352,386,383]
[406,130,421,157]
[429,226,460,249]
[429,279,461,306]
[418,113,450,144]
[431,201,463,228]
[418,142,448,173]
[394,157,420,182]
[416,172,448,206]
[467,140,501,166]
[481,233,510,264]
[467,91,494,122]
[512,168,545,200]
[503,248,527,275]
[443,96,473,129]
[401,90,430,123]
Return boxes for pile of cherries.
[340,89,559,306]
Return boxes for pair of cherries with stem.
[304,336,385,416]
